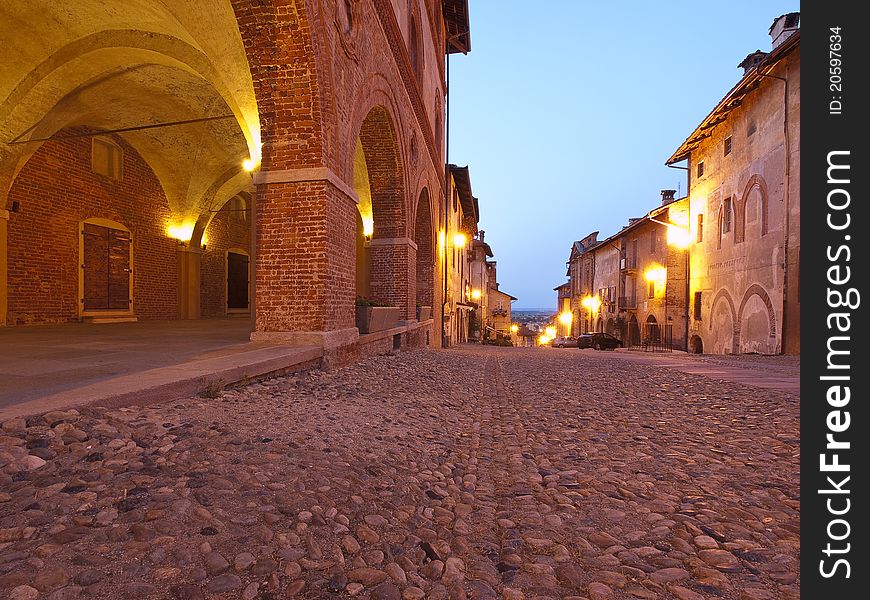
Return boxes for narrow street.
[1,346,800,600]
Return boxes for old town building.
[565,232,599,335]
[1,1,474,361]
[667,12,800,354]
[466,230,493,340]
[561,192,689,351]
[556,13,799,356]
[441,164,476,345]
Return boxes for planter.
[356,305,401,334]
[416,305,431,321]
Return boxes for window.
[723,197,732,233]
[697,214,704,243]
[92,137,123,180]
[724,136,732,156]
[697,160,705,178]
[693,291,702,320]
[648,280,655,299]
[649,231,657,253]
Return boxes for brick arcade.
[0,1,469,360]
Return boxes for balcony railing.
[619,256,638,271]
[618,296,637,309]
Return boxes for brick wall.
[6,132,177,325]
[200,201,251,317]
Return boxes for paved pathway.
[0,320,253,409]
[0,346,800,599]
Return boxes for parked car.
[552,336,577,348]
[577,332,623,350]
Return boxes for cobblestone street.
[1,346,800,600]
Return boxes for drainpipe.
[758,67,790,354]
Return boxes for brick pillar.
[249,168,359,349]
[369,238,416,321]
[177,248,201,319]
[0,209,7,325]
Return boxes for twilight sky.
[448,1,799,310]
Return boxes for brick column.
[0,210,7,326]
[249,168,359,349]
[369,238,416,321]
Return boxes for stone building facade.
[557,13,799,356]
[667,13,800,354]
[1,1,472,359]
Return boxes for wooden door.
[226,251,249,310]
[83,223,130,311]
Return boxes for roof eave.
[665,31,800,166]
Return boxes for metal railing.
[618,296,637,309]
[625,322,673,352]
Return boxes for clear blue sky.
[448,1,799,310]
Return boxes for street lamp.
[580,295,601,332]
[558,311,573,335]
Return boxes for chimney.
[738,50,768,74]
[478,230,485,244]
[661,189,676,205]
[769,12,800,50]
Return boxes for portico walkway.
[0,319,321,418]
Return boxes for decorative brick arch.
[414,187,435,307]
[735,174,769,242]
[353,103,414,318]
[346,76,411,234]
[738,283,777,338]
[710,288,739,351]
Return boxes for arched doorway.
[645,314,660,343]
[200,194,252,317]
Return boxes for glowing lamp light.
[242,158,258,172]
[538,334,551,345]
[545,326,557,339]
[667,225,691,248]
[438,229,447,251]
[558,311,573,326]
[644,266,667,283]
[581,295,601,312]
[453,232,467,248]
[167,222,194,243]
[471,289,482,300]
[362,217,374,238]
[510,324,519,333]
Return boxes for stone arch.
[353,103,413,318]
[689,335,704,354]
[737,283,777,354]
[606,318,617,337]
[414,187,435,309]
[737,174,770,241]
[709,288,739,353]
[1,6,264,217]
[199,191,252,317]
[645,314,660,343]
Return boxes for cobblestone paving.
[1,346,800,600]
